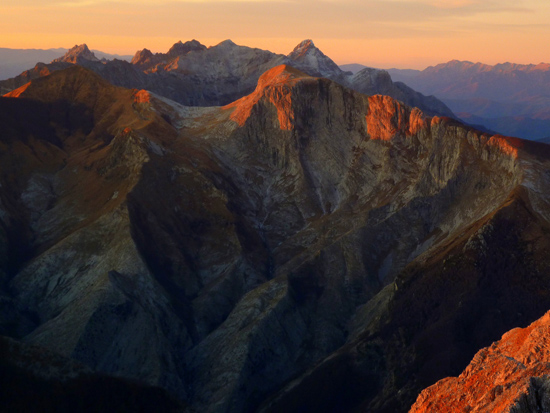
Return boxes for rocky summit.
[287,39,343,78]
[2,62,550,412]
[52,44,99,64]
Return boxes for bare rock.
[411,311,550,413]
[52,44,99,64]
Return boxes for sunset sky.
[2,0,549,69]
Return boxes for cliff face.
[2,65,550,412]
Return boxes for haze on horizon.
[2,0,550,69]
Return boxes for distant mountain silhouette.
[386,60,550,140]
[0,47,131,80]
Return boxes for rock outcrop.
[2,64,550,412]
[410,311,550,413]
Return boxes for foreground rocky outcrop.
[410,311,550,413]
[1,64,550,412]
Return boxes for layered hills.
[2,61,550,412]
[0,48,66,80]
[387,60,550,140]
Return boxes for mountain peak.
[224,65,311,129]
[289,39,316,58]
[52,44,99,64]
[216,39,237,48]
[131,48,153,65]
[256,64,310,89]
[287,39,342,78]
[167,39,206,57]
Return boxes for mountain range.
[2,40,550,412]
[0,47,132,80]
[379,60,550,140]
[0,40,454,118]
[8,44,545,141]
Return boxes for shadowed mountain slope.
[0,336,185,412]
[1,65,550,412]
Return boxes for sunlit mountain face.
[2,39,550,413]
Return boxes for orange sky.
[1,0,549,69]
